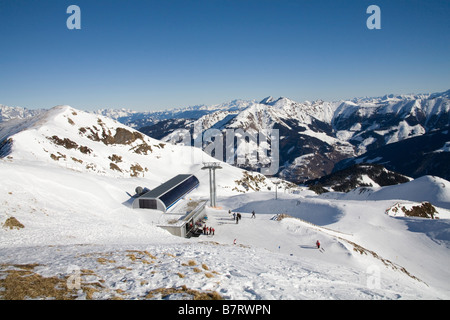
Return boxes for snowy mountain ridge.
[2,89,449,183]
[92,99,255,129]
[136,89,450,182]
[0,105,285,194]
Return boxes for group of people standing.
[202,225,215,236]
[229,210,256,223]
[200,209,259,240]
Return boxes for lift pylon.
[201,162,222,207]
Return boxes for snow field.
[0,105,449,300]
[1,159,449,299]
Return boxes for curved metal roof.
[139,174,193,199]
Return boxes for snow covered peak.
[1,106,184,177]
[0,105,279,198]
[259,96,275,105]
[44,105,77,120]
[271,96,296,108]
[53,104,72,110]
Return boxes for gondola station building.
[132,174,199,212]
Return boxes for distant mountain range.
[115,90,450,183]
[1,89,449,184]
[0,104,45,122]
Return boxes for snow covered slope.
[0,105,449,300]
[335,127,450,180]
[0,105,282,196]
[1,158,449,299]
[336,175,450,209]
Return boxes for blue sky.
[0,0,449,111]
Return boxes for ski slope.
[1,159,449,300]
[0,105,449,300]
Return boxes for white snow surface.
[1,106,450,300]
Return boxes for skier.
[211,227,215,235]
[233,239,237,245]
[251,210,255,219]
[316,240,320,249]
